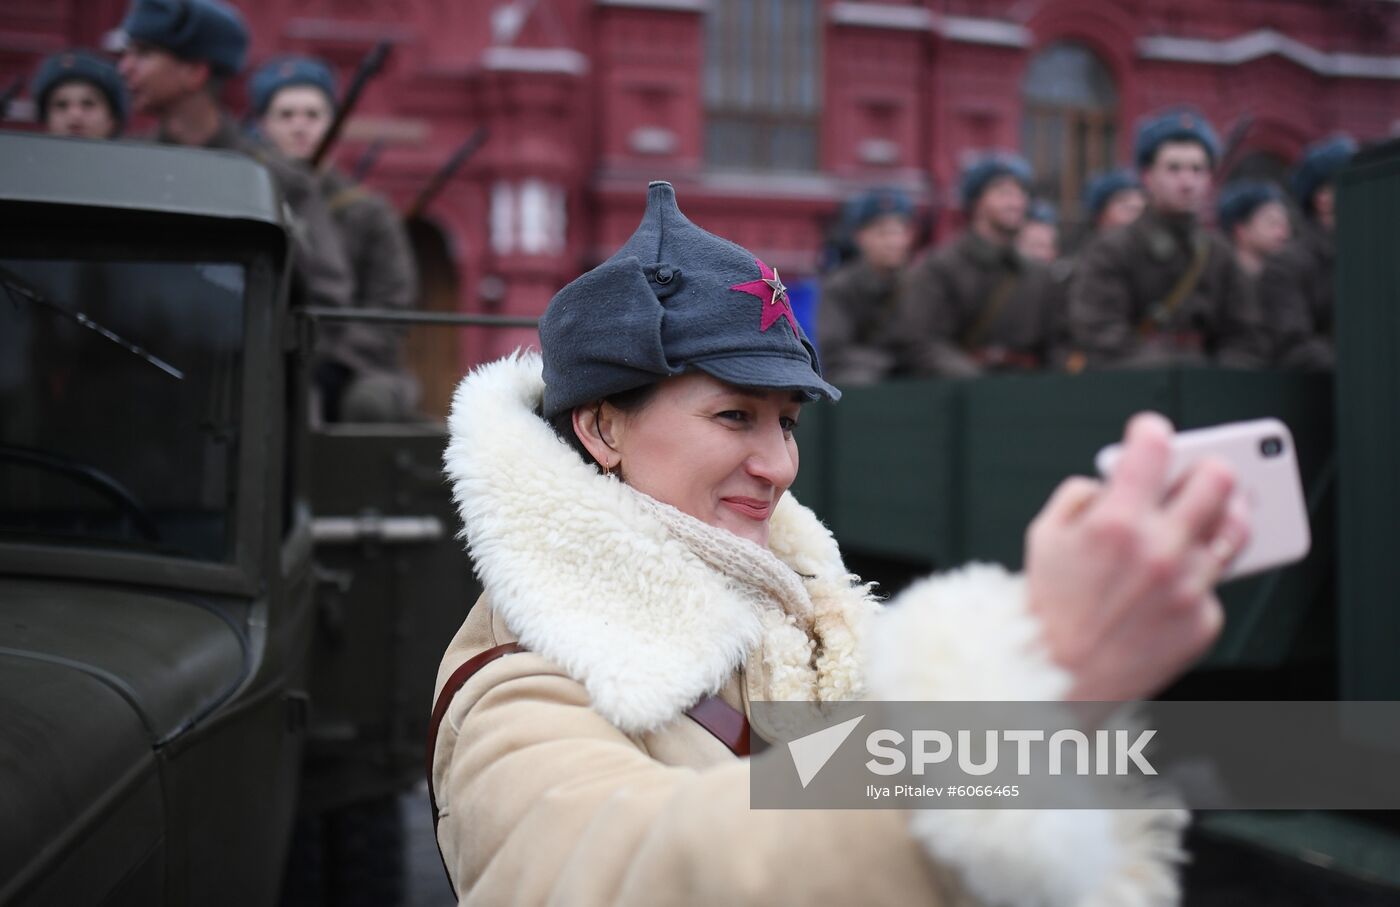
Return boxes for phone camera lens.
[1260,437,1284,458]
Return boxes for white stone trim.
[828,4,1031,47]
[280,18,415,43]
[1139,28,1400,80]
[480,46,589,76]
[596,0,708,10]
[594,166,930,202]
[938,14,1032,48]
[825,9,1397,74]
[829,2,934,32]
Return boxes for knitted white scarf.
[635,492,870,705]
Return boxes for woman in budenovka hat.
[431,182,1247,906]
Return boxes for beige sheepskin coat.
[430,353,1185,907]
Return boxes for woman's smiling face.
[587,372,803,547]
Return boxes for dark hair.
[546,382,661,471]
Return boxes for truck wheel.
[324,796,406,907]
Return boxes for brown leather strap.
[427,642,525,821]
[969,346,1041,371]
[425,640,753,888]
[1137,327,1205,351]
[960,271,1021,351]
[327,183,372,213]
[1142,231,1210,331]
[426,641,524,890]
[685,693,751,756]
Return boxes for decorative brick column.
[464,45,590,365]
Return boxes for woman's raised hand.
[1024,412,1251,702]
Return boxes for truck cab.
[0,132,314,905]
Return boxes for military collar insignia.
[730,257,799,335]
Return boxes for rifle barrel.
[352,137,387,182]
[311,40,392,167]
[405,127,490,220]
[1217,115,1255,176]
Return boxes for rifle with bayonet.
[404,127,490,221]
[311,40,393,169]
[351,137,387,182]
[1216,115,1254,178]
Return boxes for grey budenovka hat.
[31,50,130,130]
[250,55,338,116]
[539,181,840,418]
[121,0,249,76]
[1216,179,1284,235]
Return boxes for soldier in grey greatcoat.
[1257,135,1356,370]
[252,55,421,421]
[1217,180,1291,280]
[1016,198,1060,265]
[1083,169,1145,234]
[892,153,1061,377]
[1068,108,1269,369]
[817,187,915,386]
[1049,173,1144,366]
[116,0,357,380]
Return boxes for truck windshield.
[0,258,244,562]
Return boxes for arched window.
[705,0,821,171]
[1226,150,1290,187]
[1021,42,1118,221]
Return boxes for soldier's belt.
[1137,326,1204,351]
[970,346,1041,371]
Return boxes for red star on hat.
[730,258,799,335]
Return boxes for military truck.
[0,131,315,905]
[0,131,479,906]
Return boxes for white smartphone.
[1094,418,1311,581]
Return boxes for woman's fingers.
[1063,589,1225,701]
[1163,457,1235,532]
[1155,495,1251,624]
[1157,456,1237,553]
[1097,412,1174,520]
[1205,494,1252,582]
[1025,414,1254,701]
[1036,476,1103,526]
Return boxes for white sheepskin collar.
[443,352,863,733]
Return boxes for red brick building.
[3,0,1397,412]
